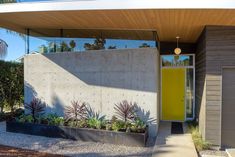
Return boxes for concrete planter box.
[6,121,148,147]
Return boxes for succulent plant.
[114,100,137,123]
[24,98,46,123]
[64,101,87,123]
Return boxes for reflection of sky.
[162,55,189,62]
[29,36,156,52]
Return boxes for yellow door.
[162,68,185,121]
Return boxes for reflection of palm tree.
[0,39,8,59]
[139,43,150,48]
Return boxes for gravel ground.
[199,150,228,157]
[0,122,155,157]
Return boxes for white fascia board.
[0,0,235,13]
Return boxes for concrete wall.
[24,48,159,136]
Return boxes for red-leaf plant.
[64,101,87,124]
[24,98,46,123]
[114,100,137,123]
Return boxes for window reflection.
[186,68,194,118]
[162,55,193,66]
[28,29,157,54]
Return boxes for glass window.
[186,68,194,119]
[162,55,193,67]
[27,29,157,54]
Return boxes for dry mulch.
[0,145,65,157]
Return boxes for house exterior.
[1,0,235,148]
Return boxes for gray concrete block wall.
[24,48,159,137]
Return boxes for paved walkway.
[227,149,235,157]
[152,122,198,157]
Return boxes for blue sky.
[0,28,25,61]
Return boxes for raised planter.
[6,121,148,147]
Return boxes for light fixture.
[174,36,181,55]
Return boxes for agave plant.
[85,105,106,129]
[64,101,87,123]
[86,105,105,121]
[24,98,46,123]
[114,100,137,123]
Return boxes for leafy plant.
[105,123,112,130]
[131,117,146,133]
[84,38,106,50]
[36,115,48,125]
[87,118,103,129]
[139,43,150,48]
[77,119,88,128]
[24,98,46,123]
[86,105,106,120]
[189,125,211,151]
[0,0,16,4]
[0,61,23,112]
[114,100,137,123]
[64,101,87,125]
[46,114,64,126]
[16,114,34,123]
[111,120,126,131]
[86,106,106,129]
[69,40,76,51]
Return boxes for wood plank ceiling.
[0,9,235,42]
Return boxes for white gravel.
[0,122,156,157]
[199,150,228,157]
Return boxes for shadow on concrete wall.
[41,49,157,93]
[135,105,157,137]
[25,81,65,116]
[135,105,157,125]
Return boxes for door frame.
[160,54,195,121]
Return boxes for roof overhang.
[1,0,235,42]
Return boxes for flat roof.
[0,0,235,42]
[1,0,235,12]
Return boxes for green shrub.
[111,120,126,131]
[87,118,105,129]
[46,114,64,126]
[189,126,211,151]
[77,119,88,128]
[131,117,146,133]
[16,114,34,123]
[0,61,23,112]
[67,120,77,127]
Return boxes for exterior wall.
[205,26,235,145]
[24,48,159,137]
[195,29,207,140]
[196,26,235,146]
